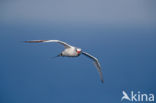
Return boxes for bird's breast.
[62,48,78,57]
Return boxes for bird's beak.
[77,51,81,54]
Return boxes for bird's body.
[61,47,80,57]
[25,40,104,83]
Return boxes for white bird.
[24,40,104,83]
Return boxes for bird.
[24,40,104,83]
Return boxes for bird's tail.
[51,53,62,59]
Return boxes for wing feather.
[82,52,104,83]
[24,40,72,48]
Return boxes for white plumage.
[25,40,104,83]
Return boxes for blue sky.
[0,0,156,103]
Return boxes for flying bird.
[24,40,104,83]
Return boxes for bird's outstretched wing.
[82,52,104,83]
[24,40,72,48]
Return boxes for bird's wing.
[24,40,72,48]
[82,52,104,83]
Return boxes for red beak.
[77,51,81,54]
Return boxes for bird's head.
[76,48,82,55]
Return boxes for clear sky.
[0,0,156,103]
